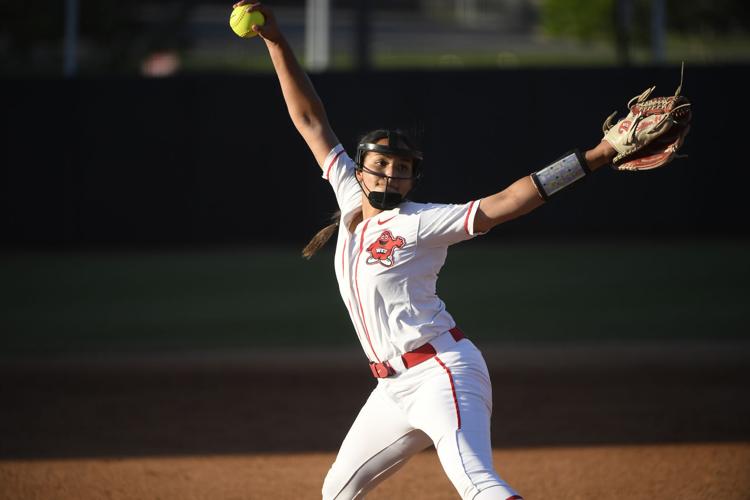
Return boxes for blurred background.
[5,0,750,75]
[1,0,749,356]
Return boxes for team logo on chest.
[366,230,406,267]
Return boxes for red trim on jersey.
[354,218,381,363]
[359,219,369,253]
[506,496,523,500]
[342,236,365,346]
[435,355,461,429]
[346,298,363,343]
[325,149,344,180]
[463,200,476,235]
[341,236,347,276]
[342,237,368,357]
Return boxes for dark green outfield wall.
[2,65,748,249]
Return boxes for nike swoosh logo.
[378,216,397,225]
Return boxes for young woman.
[236,2,617,498]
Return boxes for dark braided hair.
[302,210,341,259]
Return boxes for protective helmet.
[354,129,423,210]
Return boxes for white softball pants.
[321,338,521,500]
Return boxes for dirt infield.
[3,444,749,500]
[1,342,749,499]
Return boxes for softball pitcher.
[237,2,690,498]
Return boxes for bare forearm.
[266,37,330,135]
[474,177,542,232]
[474,141,617,233]
[258,28,337,164]
[242,2,337,166]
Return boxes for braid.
[302,210,341,259]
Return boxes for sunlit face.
[356,137,415,198]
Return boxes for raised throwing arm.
[235,1,338,169]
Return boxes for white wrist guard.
[530,150,590,201]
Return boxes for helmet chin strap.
[356,170,404,210]
[354,130,422,210]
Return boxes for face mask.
[366,190,403,210]
[354,131,423,210]
[357,164,414,210]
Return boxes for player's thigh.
[407,348,520,499]
[407,343,494,441]
[322,383,431,500]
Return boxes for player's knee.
[321,468,341,500]
[322,462,375,500]
[321,465,354,500]
[451,467,522,500]
[471,485,523,500]
[441,446,517,499]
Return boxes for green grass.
[1,240,748,356]
[0,247,350,355]
[182,33,750,74]
[437,240,749,342]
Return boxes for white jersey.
[322,144,484,363]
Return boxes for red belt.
[369,327,465,379]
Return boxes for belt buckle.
[370,361,396,378]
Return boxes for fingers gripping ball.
[230,7,265,38]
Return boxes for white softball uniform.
[320,144,522,500]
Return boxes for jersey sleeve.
[417,199,485,247]
[321,144,361,212]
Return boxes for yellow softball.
[229,7,265,38]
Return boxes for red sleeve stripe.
[435,356,461,429]
[463,200,476,235]
[325,149,344,180]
